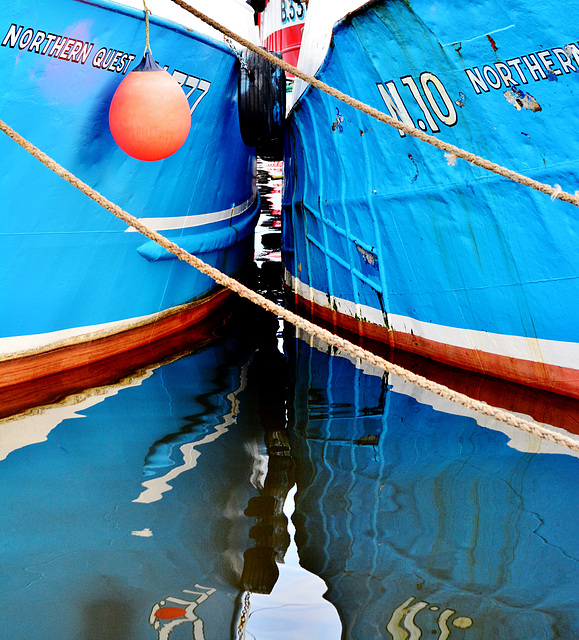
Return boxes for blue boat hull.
[0,0,259,394]
[283,0,579,396]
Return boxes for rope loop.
[142,0,153,57]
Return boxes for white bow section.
[289,0,371,109]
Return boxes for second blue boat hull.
[283,0,579,397]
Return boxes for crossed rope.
[0,119,577,454]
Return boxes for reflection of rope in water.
[236,591,252,640]
[132,364,249,504]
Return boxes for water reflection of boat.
[0,311,283,640]
[149,584,217,640]
[287,330,579,639]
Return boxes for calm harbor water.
[1,164,578,639]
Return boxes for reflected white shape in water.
[0,369,154,462]
[437,608,455,640]
[389,374,579,458]
[244,486,343,640]
[386,597,473,640]
[133,366,248,504]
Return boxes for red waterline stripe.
[0,289,232,417]
[289,290,579,400]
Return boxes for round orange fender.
[109,53,191,161]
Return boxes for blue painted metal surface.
[0,0,258,341]
[282,0,579,393]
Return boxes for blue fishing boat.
[0,0,273,411]
[282,0,579,397]
[288,331,579,639]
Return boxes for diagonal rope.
[168,0,579,208]
[1,117,577,454]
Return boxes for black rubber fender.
[246,0,266,12]
[238,49,286,160]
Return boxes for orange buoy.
[109,52,191,161]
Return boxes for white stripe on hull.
[0,308,176,361]
[125,193,257,232]
[285,270,579,371]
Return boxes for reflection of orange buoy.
[109,52,191,161]
[154,606,187,620]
